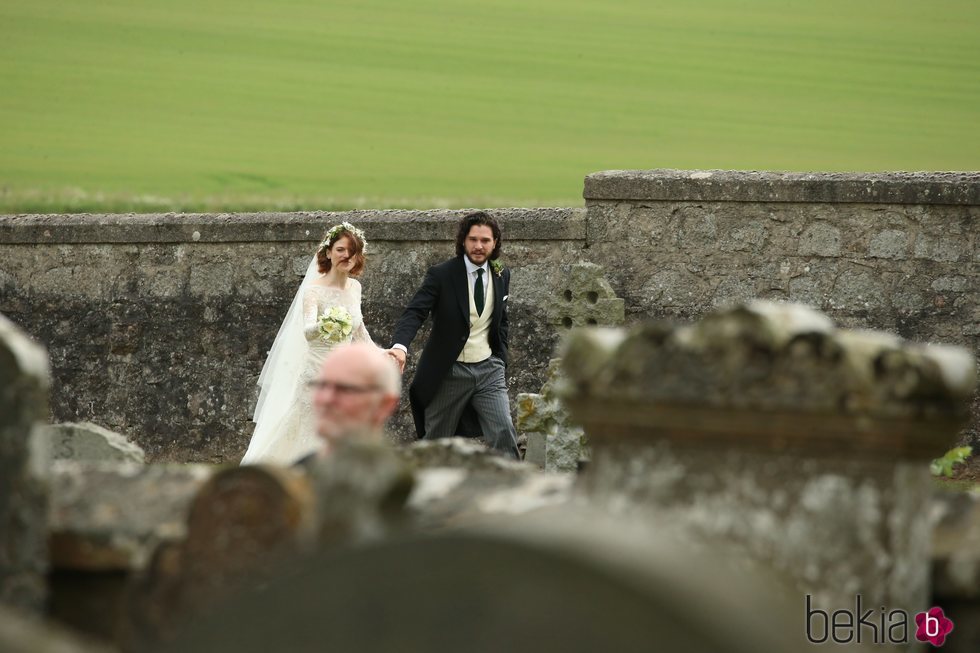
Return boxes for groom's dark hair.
[455,211,502,260]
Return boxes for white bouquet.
[317,306,354,344]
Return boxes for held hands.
[386,348,406,374]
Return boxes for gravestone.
[127,440,413,650]
[520,263,623,469]
[46,422,145,464]
[0,313,51,613]
[547,262,625,330]
[516,359,586,472]
[124,464,314,650]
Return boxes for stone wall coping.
[0,207,586,245]
[584,169,980,205]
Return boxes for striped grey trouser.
[424,356,519,458]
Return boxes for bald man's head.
[311,343,400,446]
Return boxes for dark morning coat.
[391,256,510,439]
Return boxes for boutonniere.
[489,259,504,277]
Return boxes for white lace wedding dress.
[241,278,373,465]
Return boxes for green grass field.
[1,0,978,213]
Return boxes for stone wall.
[0,209,584,462]
[0,170,976,462]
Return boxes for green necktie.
[474,268,485,315]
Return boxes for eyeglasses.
[305,379,381,396]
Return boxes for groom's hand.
[386,348,406,373]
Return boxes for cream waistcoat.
[457,270,493,363]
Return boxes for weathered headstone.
[547,261,625,330]
[46,421,145,464]
[0,313,51,613]
[124,464,313,650]
[516,359,586,471]
[520,262,623,470]
[127,441,413,650]
[561,301,976,624]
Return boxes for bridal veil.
[240,255,320,464]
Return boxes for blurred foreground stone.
[400,438,574,527]
[0,313,51,613]
[7,299,977,652]
[48,461,212,643]
[165,512,817,653]
[932,491,980,653]
[123,463,314,650]
[0,603,114,653]
[562,301,976,617]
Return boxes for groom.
[388,212,520,458]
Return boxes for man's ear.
[379,394,399,422]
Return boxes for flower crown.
[318,222,367,254]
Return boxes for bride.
[241,222,375,465]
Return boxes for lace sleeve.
[352,281,375,346]
[302,287,320,342]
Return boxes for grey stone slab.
[0,208,586,244]
[0,313,50,613]
[0,604,114,653]
[165,511,808,653]
[585,169,980,205]
[46,422,145,464]
[49,461,212,571]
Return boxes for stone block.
[933,276,969,293]
[915,234,964,262]
[711,273,760,308]
[828,269,888,311]
[798,222,842,257]
[49,461,212,572]
[932,492,980,600]
[46,422,145,464]
[0,604,113,653]
[869,229,909,259]
[719,220,769,253]
[640,268,712,309]
[0,313,51,613]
